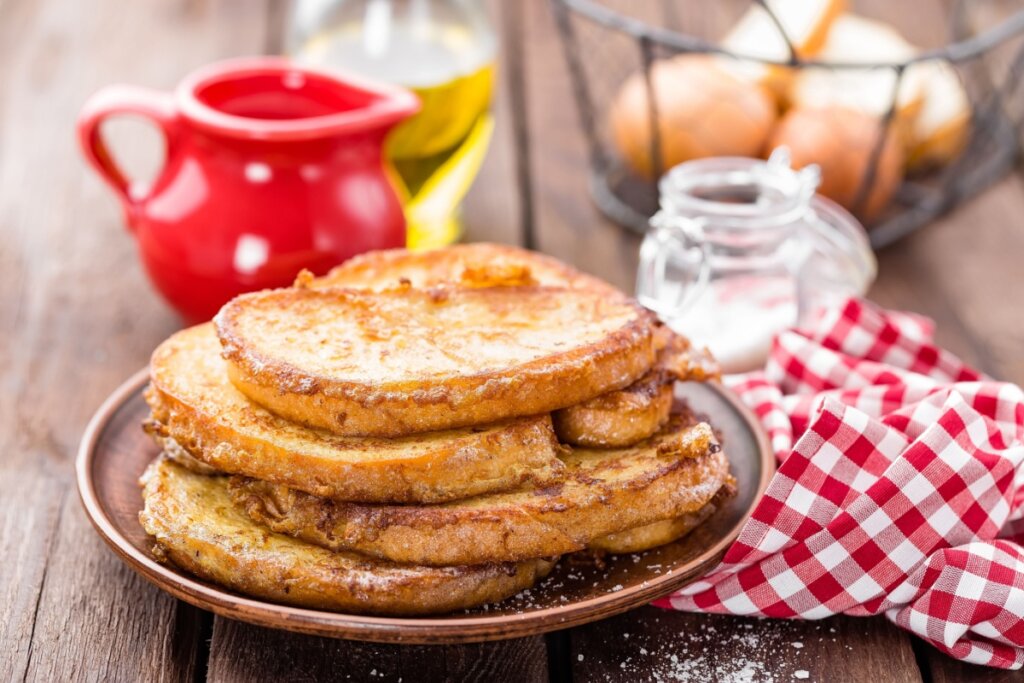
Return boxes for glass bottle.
[286,0,497,249]
[636,149,877,374]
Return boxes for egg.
[609,55,777,178]
[767,106,904,220]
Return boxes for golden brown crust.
[553,374,674,449]
[139,458,556,616]
[588,483,734,554]
[553,329,720,448]
[229,416,730,566]
[313,243,622,296]
[588,509,712,555]
[656,326,720,383]
[215,286,657,437]
[146,324,564,503]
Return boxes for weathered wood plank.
[875,177,1024,384]
[569,607,923,682]
[921,647,1024,683]
[868,229,1000,375]
[22,496,205,683]
[518,0,642,290]
[207,621,548,683]
[460,0,521,246]
[0,0,267,680]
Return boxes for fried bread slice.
[553,327,720,448]
[552,373,674,449]
[140,458,555,615]
[216,286,657,437]
[588,513,713,555]
[311,242,620,295]
[229,415,730,566]
[146,324,564,503]
[588,484,733,554]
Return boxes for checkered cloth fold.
[655,298,1024,669]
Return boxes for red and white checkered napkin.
[654,298,1024,669]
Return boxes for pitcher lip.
[176,56,420,141]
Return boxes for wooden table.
[2,1,1022,681]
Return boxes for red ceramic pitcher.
[77,57,419,323]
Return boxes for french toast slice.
[552,373,674,449]
[140,458,555,615]
[312,242,620,295]
[146,324,563,503]
[587,514,713,555]
[216,286,657,437]
[588,484,733,554]
[553,327,720,448]
[229,415,730,566]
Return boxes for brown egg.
[767,106,904,220]
[610,55,778,178]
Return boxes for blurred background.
[6,0,1024,377]
[55,1,1021,349]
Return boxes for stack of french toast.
[138,244,733,615]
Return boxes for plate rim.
[76,368,775,644]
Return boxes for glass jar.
[636,149,877,374]
[286,0,497,249]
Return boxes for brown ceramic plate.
[76,369,773,644]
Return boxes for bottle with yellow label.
[287,0,496,249]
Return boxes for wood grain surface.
[2,0,1022,681]
[567,607,923,682]
[1,1,265,681]
[207,621,550,683]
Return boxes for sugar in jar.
[636,149,877,374]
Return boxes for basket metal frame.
[551,0,1024,248]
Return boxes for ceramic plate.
[76,369,773,644]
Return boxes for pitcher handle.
[635,212,711,320]
[76,85,179,230]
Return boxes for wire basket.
[550,0,1024,248]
